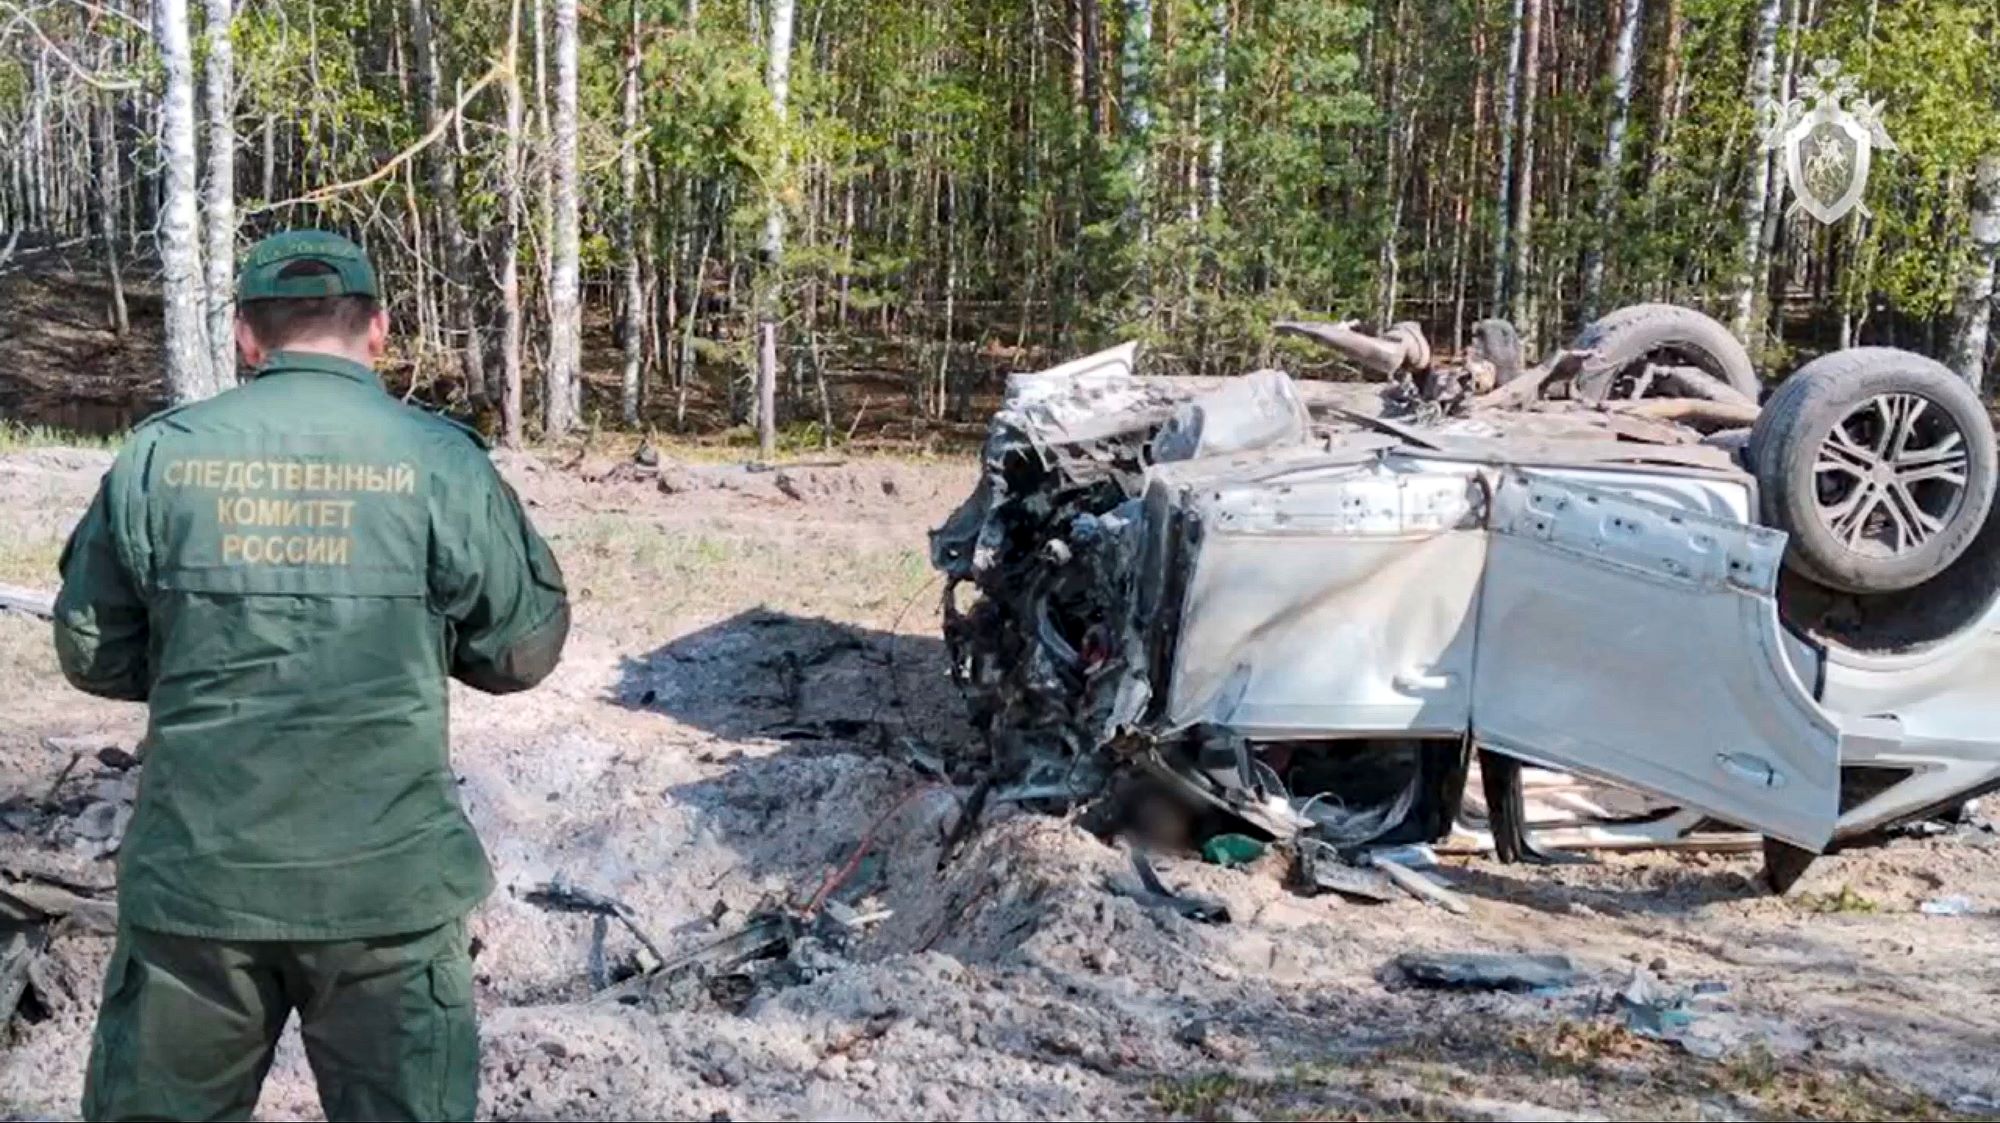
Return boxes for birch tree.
[1203,0,1225,218]
[1507,0,1542,339]
[619,0,644,426]
[1118,0,1153,247]
[158,0,215,403]
[1490,0,1526,317]
[409,0,482,401]
[1578,0,1644,323]
[755,0,795,457]
[95,94,127,337]
[1949,153,2000,388]
[1731,0,1783,340]
[203,0,235,388]
[1078,0,1103,141]
[545,0,581,436]
[501,0,526,447]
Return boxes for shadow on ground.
[607,607,974,753]
[1444,862,1769,917]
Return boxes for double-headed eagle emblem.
[1762,58,1896,225]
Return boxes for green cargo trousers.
[82,919,477,1122]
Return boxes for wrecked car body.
[932,312,2000,890]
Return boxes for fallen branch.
[0,4,140,90]
[1607,397,1763,433]
[1474,350,1591,410]
[1648,365,1759,408]
[248,53,510,214]
[1371,853,1470,916]
[0,880,118,935]
[523,881,668,969]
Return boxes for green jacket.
[53,351,569,940]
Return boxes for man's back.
[60,230,567,1123]
[56,350,569,939]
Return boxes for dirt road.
[3,442,1997,1121]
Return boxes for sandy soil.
[4,443,1999,1122]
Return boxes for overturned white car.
[931,306,2000,891]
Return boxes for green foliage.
[8,0,2000,436]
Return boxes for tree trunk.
[1202,0,1226,220]
[620,0,644,426]
[532,0,554,394]
[1119,0,1153,249]
[1491,0,1527,317]
[1731,0,1783,340]
[756,0,796,457]
[1579,0,1644,323]
[500,0,526,447]
[260,111,274,203]
[1508,0,1542,339]
[1375,0,1405,327]
[1079,0,1103,140]
[1949,153,2000,389]
[545,0,581,436]
[1757,0,1804,340]
[1653,0,1684,160]
[158,0,215,404]
[202,0,236,388]
[408,0,482,403]
[96,95,128,337]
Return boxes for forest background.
[0,0,1996,451]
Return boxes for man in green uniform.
[53,230,570,1122]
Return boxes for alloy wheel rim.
[1810,392,1970,558]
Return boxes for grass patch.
[540,424,969,467]
[1795,885,1881,915]
[1148,1023,1975,1122]
[550,514,934,634]
[0,535,64,587]
[0,422,122,452]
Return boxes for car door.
[1159,456,1487,739]
[1472,469,1844,850]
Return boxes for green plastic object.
[1201,833,1267,868]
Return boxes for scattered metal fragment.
[1363,843,1439,871]
[0,878,117,935]
[1395,952,1576,992]
[1371,853,1471,915]
[1109,850,1229,924]
[1292,838,1398,903]
[39,752,81,811]
[525,881,669,971]
[1919,895,1976,916]
[0,583,55,620]
[0,924,49,1028]
[1611,968,1801,1060]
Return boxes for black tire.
[1570,303,1760,403]
[1750,347,1998,594]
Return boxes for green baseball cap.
[237,230,380,302]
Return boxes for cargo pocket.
[426,955,478,1123]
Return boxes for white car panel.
[1472,470,1844,850]
[1163,460,1486,737]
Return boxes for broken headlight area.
[928,341,1465,861]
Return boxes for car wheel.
[1750,347,1998,594]
[1570,303,1760,403]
